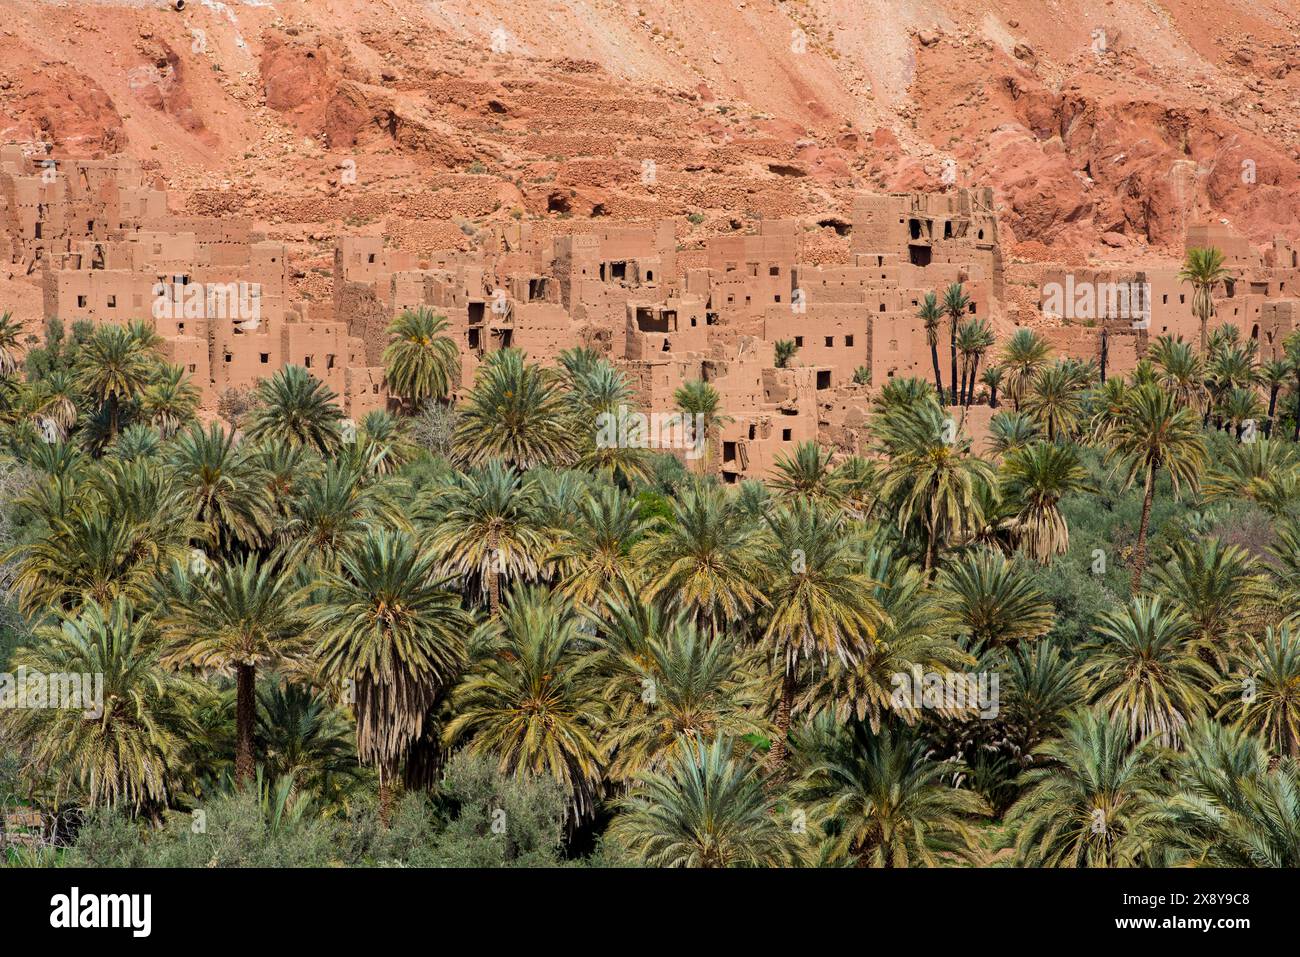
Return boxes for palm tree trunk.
[235,663,256,787]
[929,343,944,399]
[1267,384,1279,437]
[488,529,501,616]
[989,382,998,409]
[766,668,797,772]
[378,771,393,828]
[949,320,959,406]
[967,353,982,407]
[1130,463,1157,596]
[1099,329,1108,384]
[1294,371,1300,441]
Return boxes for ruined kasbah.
[2,144,1298,481]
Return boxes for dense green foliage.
[3,294,1300,868]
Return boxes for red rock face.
[0,0,1294,275]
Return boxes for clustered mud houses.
[3,144,1298,477]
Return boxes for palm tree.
[918,291,945,398]
[453,348,575,470]
[445,586,605,819]
[245,365,344,455]
[634,481,766,632]
[1147,335,1204,411]
[801,544,968,730]
[0,310,21,377]
[956,317,995,407]
[139,363,199,439]
[1000,441,1089,561]
[942,283,971,406]
[673,378,731,475]
[1082,596,1215,746]
[168,421,274,555]
[1000,328,1051,412]
[1179,247,1229,354]
[76,324,153,440]
[774,338,798,368]
[609,736,798,867]
[1260,357,1290,438]
[1008,707,1162,867]
[311,528,471,823]
[34,369,79,439]
[1106,384,1207,594]
[255,681,363,807]
[874,396,995,573]
[1285,331,1300,442]
[1216,626,1300,757]
[281,456,398,571]
[1150,538,1265,665]
[157,553,306,785]
[382,307,459,411]
[424,460,550,616]
[980,365,1005,410]
[577,402,654,487]
[1153,719,1300,866]
[985,410,1039,458]
[938,548,1054,651]
[759,499,884,769]
[0,597,196,812]
[602,618,761,784]
[768,440,848,506]
[549,486,649,607]
[1202,436,1300,515]
[793,720,987,866]
[1022,362,1083,442]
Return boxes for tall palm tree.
[157,553,306,785]
[1008,707,1162,867]
[1082,596,1215,746]
[0,597,197,812]
[918,291,945,398]
[1000,328,1051,412]
[453,348,575,470]
[793,719,987,866]
[311,528,471,823]
[759,499,884,769]
[423,460,550,616]
[609,736,798,867]
[76,324,153,440]
[938,548,1054,651]
[445,586,605,819]
[281,456,398,571]
[245,365,344,456]
[1261,357,1290,438]
[1000,441,1089,561]
[382,307,459,411]
[1178,246,1228,354]
[956,317,995,407]
[942,283,971,406]
[673,378,732,475]
[634,481,767,632]
[1107,384,1207,594]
